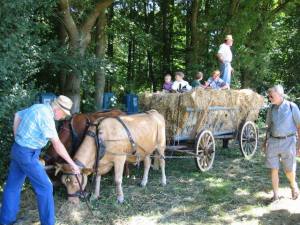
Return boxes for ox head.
[55,163,93,204]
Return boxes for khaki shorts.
[266,136,297,172]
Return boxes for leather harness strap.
[115,116,137,155]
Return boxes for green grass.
[3,139,300,225]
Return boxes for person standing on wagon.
[264,85,300,202]
[217,34,234,87]
[0,95,80,225]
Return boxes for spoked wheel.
[195,130,215,172]
[239,121,258,160]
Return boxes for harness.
[70,114,91,154]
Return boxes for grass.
[2,138,300,225]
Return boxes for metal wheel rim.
[239,121,258,160]
[195,130,215,172]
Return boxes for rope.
[75,174,94,216]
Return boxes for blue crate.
[124,94,138,114]
[36,92,57,104]
[102,92,115,110]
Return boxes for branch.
[270,0,293,16]
[81,0,113,35]
[59,0,79,48]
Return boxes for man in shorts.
[264,85,300,201]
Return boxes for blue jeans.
[220,62,232,86]
[0,143,55,225]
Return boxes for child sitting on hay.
[171,71,192,93]
[162,73,173,93]
[191,71,205,88]
[204,70,229,90]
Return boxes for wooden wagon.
[165,105,258,172]
[140,89,264,172]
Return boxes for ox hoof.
[161,181,167,187]
[90,194,100,201]
[117,196,124,204]
[139,182,147,187]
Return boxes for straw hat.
[53,95,73,116]
[225,35,233,41]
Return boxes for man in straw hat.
[0,95,80,225]
[264,85,300,202]
[217,34,234,87]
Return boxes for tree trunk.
[161,0,171,74]
[148,51,157,92]
[57,20,68,93]
[144,0,157,92]
[58,0,113,113]
[64,73,81,113]
[95,10,107,111]
[106,4,114,92]
[186,0,200,77]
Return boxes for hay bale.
[139,89,264,141]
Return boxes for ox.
[43,109,125,182]
[57,110,166,203]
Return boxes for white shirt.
[172,80,192,92]
[218,43,232,63]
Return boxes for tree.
[58,0,113,112]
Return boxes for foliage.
[0,0,55,181]
[0,0,299,181]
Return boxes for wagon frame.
[164,105,259,172]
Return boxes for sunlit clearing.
[234,188,250,196]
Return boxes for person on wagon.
[217,34,234,87]
[171,71,192,93]
[0,95,80,225]
[191,71,204,88]
[162,73,173,93]
[204,70,229,90]
[264,85,300,202]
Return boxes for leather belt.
[271,133,295,139]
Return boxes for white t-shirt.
[218,43,232,63]
[172,80,192,92]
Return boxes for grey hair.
[268,84,286,98]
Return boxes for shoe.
[291,186,299,200]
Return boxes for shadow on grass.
[237,209,300,225]
[3,143,300,225]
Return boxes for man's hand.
[231,67,234,74]
[71,163,80,174]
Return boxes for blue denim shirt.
[207,77,226,89]
[15,104,58,149]
[266,100,300,137]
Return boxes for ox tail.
[153,114,166,170]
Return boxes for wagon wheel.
[239,121,258,160]
[195,130,215,172]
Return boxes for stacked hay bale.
[139,89,264,141]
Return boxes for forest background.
[0,0,299,181]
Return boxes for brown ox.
[44,109,125,165]
[58,110,166,203]
[43,109,125,184]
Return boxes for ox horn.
[54,163,63,176]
